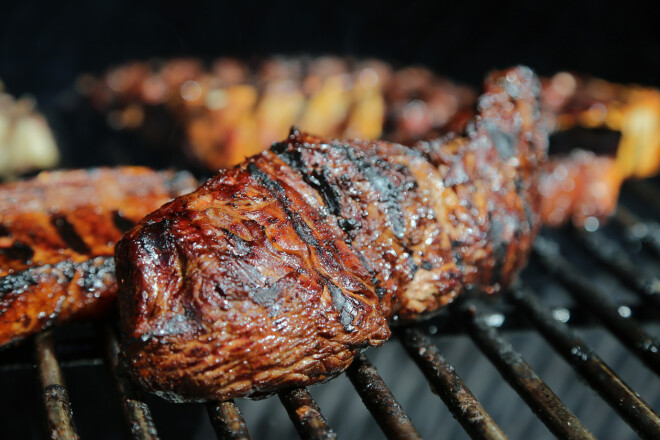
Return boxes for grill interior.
[2,178,660,439]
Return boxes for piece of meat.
[115,66,546,402]
[84,57,660,228]
[539,151,623,227]
[83,56,475,170]
[542,71,660,179]
[0,167,197,347]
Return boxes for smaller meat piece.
[0,167,197,347]
[539,151,623,228]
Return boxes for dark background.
[1,0,659,102]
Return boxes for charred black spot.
[221,228,250,257]
[337,218,361,233]
[410,261,419,278]
[51,214,91,255]
[421,260,433,270]
[486,121,516,159]
[523,201,535,231]
[248,163,326,258]
[306,167,343,216]
[269,141,288,155]
[139,219,177,268]
[112,211,135,233]
[488,212,508,285]
[331,143,406,240]
[275,147,344,217]
[248,163,286,198]
[274,146,304,170]
[0,257,115,305]
[0,225,10,237]
[0,241,34,263]
[327,281,356,331]
[514,176,523,194]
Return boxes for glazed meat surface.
[0,167,196,347]
[539,151,623,227]
[115,66,546,401]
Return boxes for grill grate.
[4,181,660,439]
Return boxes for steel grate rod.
[346,352,422,440]
[534,237,660,375]
[463,302,595,440]
[400,327,508,440]
[100,324,160,440]
[206,401,251,440]
[279,387,337,440]
[509,283,660,440]
[614,206,660,258]
[34,330,80,440]
[571,228,660,309]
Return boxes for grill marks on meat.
[116,156,390,401]
[116,66,547,401]
[0,167,197,347]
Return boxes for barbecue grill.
[3,2,660,438]
[2,176,660,439]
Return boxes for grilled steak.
[0,167,197,347]
[115,66,546,402]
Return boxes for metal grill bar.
[346,352,422,440]
[463,303,595,440]
[400,327,508,440]
[100,325,159,440]
[571,228,660,309]
[206,401,250,440]
[34,330,80,440]
[278,387,337,440]
[509,283,660,439]
[614,206,660,258]
[534,237,660,375]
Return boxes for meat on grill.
[83,56,476,170]
[539,151,623,227]
[84,57,660,228]
[115,66,546,402]
[0,167,197,347]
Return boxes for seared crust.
[0,167,196,347]
[116,66,546,401]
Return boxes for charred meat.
[115,66,546,402]
[0,167,196,347]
